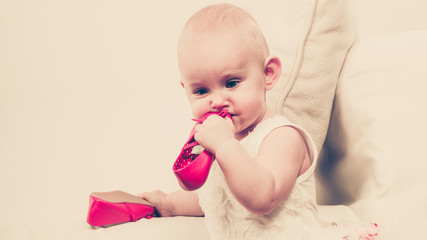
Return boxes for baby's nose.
[210,92,229,109]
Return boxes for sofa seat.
[0,205,358,240]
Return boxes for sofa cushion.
[266,0,357,152]
[318,30,427,238]
[0,205,358,240]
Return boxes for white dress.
[197,116,387,240]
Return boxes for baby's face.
[178,32,269,138]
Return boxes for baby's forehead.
[180,27,243,48]
[179,31,254,69]
[179,23,262,61]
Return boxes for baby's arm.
[195,116,307,215]
[215,127,305,215]
[138,190,204,217]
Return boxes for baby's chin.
[234,124,254,140]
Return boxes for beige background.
[1,0,427,226]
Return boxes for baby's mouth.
[229,112,237,117]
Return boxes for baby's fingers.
[136,190,172,217]
[136,191,149,200]
[136,191,150,198]
[137,191,161,204]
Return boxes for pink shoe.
[173,110,232,191]
[87,190,155,227]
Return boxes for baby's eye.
[194,88,209,95]
[225,80,239,89]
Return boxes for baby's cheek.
[242,92,263,110]
[190,101,209,119]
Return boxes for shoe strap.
[123,203,137,222]
[183,141,199,151]
[192,109,230,123]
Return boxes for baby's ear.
[264,56,281,90]
[180,81,185,88]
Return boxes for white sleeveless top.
[197,115,322,240]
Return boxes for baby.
[139,4,384,240]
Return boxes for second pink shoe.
[173,110,232,191]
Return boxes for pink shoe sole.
[173,110,232,191]
[87,190,155,227]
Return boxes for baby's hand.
[194,114,235,154]
[137,190,173,217]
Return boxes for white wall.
[0,0,204,225]
[349,0,427,35]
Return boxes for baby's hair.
[179,3,270,62]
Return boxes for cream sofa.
[1,0,426,239]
